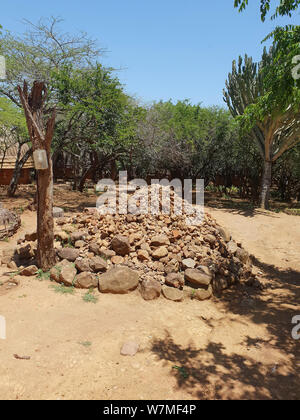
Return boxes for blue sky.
[1,0,298,107]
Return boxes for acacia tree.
[51,64,143,189]
[18,81,56,271]
[0,97,33,195]
[0,17,102,194]
[224,28,300,209]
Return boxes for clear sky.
[1,0,298,107]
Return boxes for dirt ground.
[0,186,299,400]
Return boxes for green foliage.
[225,37,300,161]
[78,341,92,347]
[234,0,300,21]
[0,17,102,106]
[136,100,236,178]
[50,284,75,294]
[172,365,189,379]
[82,289,98,304]
[0,97,28,153]
[0,97,26,129]
[51,63,144,188]
[37,269,50,281]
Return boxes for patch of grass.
[9,270,20,279]
[172,365,189,379]
[284,208,300,216]
[54,265,62,274]
[78,341,92,347]
[37,269,50,281]
[82,289,98,304]
[50,284,75,295]
[63,237,74,248]
[1,237,9,243]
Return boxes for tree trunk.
[110,159,118,181]
[78,165,92,192]
[18,81,56,271]
[260,160,272,210]
[36,147,55,270]
[7,146,33,197]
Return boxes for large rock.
[227,241,238,254]
[185,266,213,287]
[71,231,87,243]
[150,235,170,247]
[162,285,184,302]
[20,265,38,276]
[75,258,91,273]
[59,265,77,286]
[75,272,98,289]
[53,207,64,218]
[152,246,168,260]
[89,242,101,255]
[137,250,150,261]
[218,226,231,243]
[183,284,212,300]
[235,247,249,264]
[182,258,196,269]
[165,273,184,289]
[99,249,116,259]
[49,260,69,282]
[111,235,131,256]
[99,267,139,294]
[90,256,107,273]
[140,278,161,300]
[194,285,213,301]
[58,248,79,262]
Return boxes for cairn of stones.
[1,186,257,301]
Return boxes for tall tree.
[0,17,102,194]
[51,64,143,189]
[224,31,300,209]
[0,17,102,107]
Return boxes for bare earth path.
[0,206,299,400]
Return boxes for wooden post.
[18,81,56,271]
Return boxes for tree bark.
[18,81,56,271]
[260,160,272,210]
[7,146,33,197]
[36,145,55,270]
[78,165,92,192]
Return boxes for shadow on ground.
[150,330,299,399]
[150,260,300,400]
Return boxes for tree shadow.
[251,255,300,287]
[205,193,290,218]
[150,331,299,400]
[150,255,300,400]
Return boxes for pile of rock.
[1,204,257,302]
[0,205,21,240]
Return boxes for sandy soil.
[0,191,299,400]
